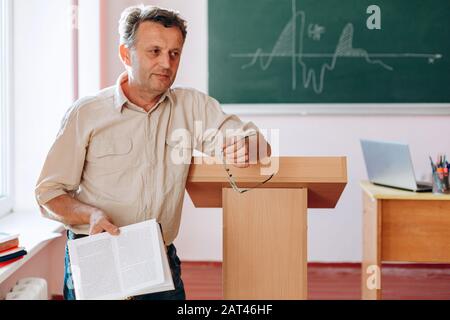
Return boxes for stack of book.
[0,232,27,268]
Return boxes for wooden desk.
[361,181,450,300]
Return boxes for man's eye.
[149,49,160,55]
[170,51,180,58]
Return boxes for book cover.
[0,239,20,253]
[0,249,27,263]
[0,256,24,268]
[0,246,25,258]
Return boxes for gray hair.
[118,5,187,48]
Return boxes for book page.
[69,237,122,300]
[116,221,164,294]
[131,222,175,296]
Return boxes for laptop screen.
[360,139,418,191]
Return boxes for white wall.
[13,0,450,263]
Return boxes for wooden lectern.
[186,157,347,300]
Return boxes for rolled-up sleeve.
[35,103,90,207]
[193,92,259,156]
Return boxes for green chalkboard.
[208,0,450,104]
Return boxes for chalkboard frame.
[220,104,450,116]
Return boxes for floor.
[181,262,450,300]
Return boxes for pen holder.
[432,170,450,194]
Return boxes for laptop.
[360,139,432,192]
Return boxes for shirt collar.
[113,72,173,113]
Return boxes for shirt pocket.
[86,137,135,171]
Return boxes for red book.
[0,238,19,253]
[0,256,24,268]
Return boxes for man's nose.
[158,53,171,69]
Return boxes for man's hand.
[89,210,120,236]
[222,135,252,168]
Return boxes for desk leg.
[222,188,308,299]
[362,193,382,300]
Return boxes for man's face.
[126,21,184,95]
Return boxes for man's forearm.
[41,194,100,226]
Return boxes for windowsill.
[0,211,65,284]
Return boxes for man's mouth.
[154,74,170,79]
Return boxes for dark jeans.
[64,230,186,300]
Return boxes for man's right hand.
[89,210,120,236]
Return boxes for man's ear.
[119,44,131,67]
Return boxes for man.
[35,5,271,300]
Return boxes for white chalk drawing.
[308,24,325,41]
[230,0,442,94]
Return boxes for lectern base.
[222,188,308,300]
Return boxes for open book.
[67,220,174,300]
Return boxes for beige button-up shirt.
[35,72,258,245]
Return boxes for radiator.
[5,278,48,300]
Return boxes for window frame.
[0,0,14,218]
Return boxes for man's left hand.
[222,135,251,168]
